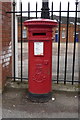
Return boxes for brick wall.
[0,1,2,91]
[53,24,80,42]
[0,1,12,90]
[60,24,75,43]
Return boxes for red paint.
[24,19,57,94]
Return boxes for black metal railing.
[7,1,80,85]
[64,2,69,84]
[57,2,61,84]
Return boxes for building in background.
[18,15,80,42]
[53,15,80,42]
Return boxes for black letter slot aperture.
[33,33,46,36]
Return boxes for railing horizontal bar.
[7,77,28,80]
[7,77,79,83]
[6,11,41,13]
[6,10,80,13]
[52,80,79,82]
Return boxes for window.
[73,32,79,36]
[62,30,65,38]
[22,29,27,38]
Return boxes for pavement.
[2,81,80,119]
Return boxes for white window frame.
[22,29,27,38]
[62,30,66,38]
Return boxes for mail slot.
[24,19,57,102]
[33,33,46,36]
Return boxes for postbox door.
[28,40,52,94]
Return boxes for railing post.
[57,2,61,84]
[13,0,16,82]
[72,0,79,85]
[20,2,23,82]
[41,0,50,19]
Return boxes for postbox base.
[28,92,52,103]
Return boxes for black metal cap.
[41,0,50,19]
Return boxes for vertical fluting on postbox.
[24,19,57,102]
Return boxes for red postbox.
[24,19,57,102]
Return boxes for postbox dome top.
[24,19,57,27]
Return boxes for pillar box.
[24,19,57,102]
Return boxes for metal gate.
[7,0,80,85]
